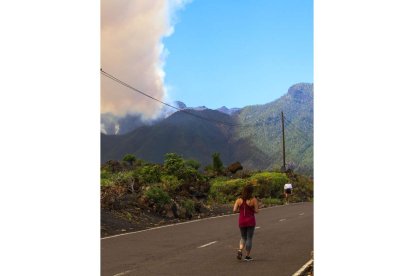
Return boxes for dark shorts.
[285,188,292,194]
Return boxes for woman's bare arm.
[233,198,241,213]
[253,198,259,213]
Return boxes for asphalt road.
[101,202,313,276]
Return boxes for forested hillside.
[235,83,313,175]
[101,83,313,175]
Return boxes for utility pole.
[281,111,286,172]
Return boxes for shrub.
[262,197,283,206]
[145,186,171,212]
[181,199,195,218]
[101,169,119,187]
[123,154,137,166]
[212,152,224,174]
[288,174,313,202]
[164,153,185,176]
[125,211,133,221]
[101,185,127,208]
[161,175,183,194]
[101,169,112,180]
[180,166,201,182]
[134,164,161,184]
[185,159,201,170]
[164,153,203,182]
[209,177,247,203]
[101,160,123,173]
[111,171,135,185]
[100,178,114,187]
[99,171,135,189]
[249,172,289,199]
[100,170,134,206]
[204,164,213,172]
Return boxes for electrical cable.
[101,69,260,128]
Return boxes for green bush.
[212,152,224,174]
[204,164,213,172]
[125,211,133,221]
[100,185,127,208]
[249,172,289,198]
[106,171,134,186]
[288,174,313,202]
[145,186,171,211]
[185,159,201,170]
[100,171,136,189]
[163,153,203,182]
[181,199,195,216]
[134,165,161,184]
[209,177,247,203]
[164,153,185,176]
[161,175,183,193]
[262,197,282,206]
[100,178,114,187]
[101,169,112,180]
[180,166,201,182]
[123,153,136,166]
[100,169,115,187]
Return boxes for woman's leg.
[237,227,247,259]
[245,226,255,256]
[285,191,290,204]
[239,227,247,250]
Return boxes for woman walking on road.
[284,182,293,205]
[233,184,259,261]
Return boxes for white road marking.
[299,212,305,216]
[102,202,309,240]
[255,226,261,229]
[292,259,313,276]
[279,218,286,222]
[113,270,134,276]
[102,214,234,240]
[198,241,217,248]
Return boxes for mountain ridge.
[101,101,243,135]
[101,83,313,175]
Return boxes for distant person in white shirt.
[283,183,293,205]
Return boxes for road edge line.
[101,214,235,240]
[292,259,313,276]
[112,269,134,276]
[101,202,309,240]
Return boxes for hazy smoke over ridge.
[101,0,189,118]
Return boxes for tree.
[164,153,201,182]
[212,152,224,175]
[164,153,185,176]
[123,154,137,166]
[185,159,201,170]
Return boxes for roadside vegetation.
[101,152,313,235]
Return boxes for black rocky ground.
[101,203,235,237]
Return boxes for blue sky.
[164,0,313,109]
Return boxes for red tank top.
[238,199,256,227]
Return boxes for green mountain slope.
[101,109,271,169]
[235,83,313,175]
[101,83,313,175]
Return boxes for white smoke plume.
[101,0,189,118]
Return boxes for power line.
[100,69,314,136]
[101,69,258,128]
